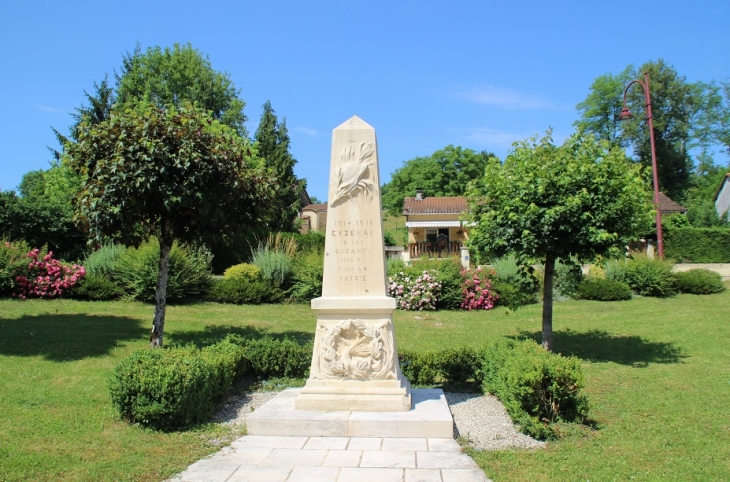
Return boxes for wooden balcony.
[409,241,462,259]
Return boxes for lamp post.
[620,72,664,259]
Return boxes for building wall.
[300,210,328,233]
[716,177,730,218]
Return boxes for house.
[402,190,469,262]
[299,203,328,233]
[657,192,687,216]
[714,173,730,219]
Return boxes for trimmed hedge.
[110,334,589,438]
[399,347,480,386]
[109,337,247,431]
[664,227,730,263]
[575,278,632,301]
[479,339,589,440]
[109,335,309,430]
[241,337,312,378]
[674,269,726,295]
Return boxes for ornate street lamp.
[621,72,664,258]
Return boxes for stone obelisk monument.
[295,116,412,411]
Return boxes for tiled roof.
[658,192,686,214]
[402,196,468,215]
[302,203,328,212]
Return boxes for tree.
[50,75,116,160]
[575,60,703,201]
[67,103,275,347]
[466,131,653,351]
[254,101,305,232]
[575,65,634,149]
[116,43,247,137]
[381,146,494,215]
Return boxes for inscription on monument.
[331,219,376,281]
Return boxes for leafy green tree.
[116,43,247,136]
[254,101,305,232]
[695,79,730,163]
[575,65,634,149]
[381,145,494,215]
[0,189,87,261]
[67,103,275,347]
[575,60,704,201]
[50,76,116,160]
[467,131,653,351]
[18,170,47,199]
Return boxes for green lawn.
[0,291,729,481]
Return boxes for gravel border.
[213,390,544,451]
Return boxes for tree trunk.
[150,233,173,348]
[542,254,555,351]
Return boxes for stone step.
[246,388,454,438]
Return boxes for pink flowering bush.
[388,269,442,310]
[13,248,86,299]
[460,267,498,310]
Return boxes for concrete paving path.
[170,435,489,482]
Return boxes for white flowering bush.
[387,269,442,310]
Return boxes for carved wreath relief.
[330,142,376,207]
[311,319,398,381]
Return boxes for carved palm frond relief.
[331,142,376,207]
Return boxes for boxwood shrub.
[241,337,312,378]
[205,276,271,304]
[399,347,479,386]
[575,278,632,301]
[674,269,726,294]
[479,338,589,440]
[109,336,247,431]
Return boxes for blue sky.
[2,1,728,201]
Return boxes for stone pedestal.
[295,116,412,412]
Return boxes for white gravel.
[445,392,545,451]
[214,390,544,451]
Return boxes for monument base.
[248,388,453,438]
[295,377,412,411]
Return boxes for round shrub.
[408,258,464,309]
[674,269,725,295]
[69,274,124,300]
[109,337,248,431]
[575,278,632,301]
[479,338,590,440]
[388,270,442,310]
[623,255,676,297]
[223,263,262,282]
[490,280,538,308]
[460,267,498,310]
[205,277,271,304]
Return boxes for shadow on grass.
[168,324,314,348]
[0,314,147,361]
[512,329,686,367]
